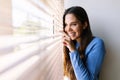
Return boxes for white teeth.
[69,33,75,36]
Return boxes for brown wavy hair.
[63,6,93,80]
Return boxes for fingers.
[62,34,71,47]
[59,31,71,47]
[63,37,70,46]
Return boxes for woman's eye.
[72,24,77,26]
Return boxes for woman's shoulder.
[91,37,104,45]
[85,37,105,54]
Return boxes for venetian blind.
[0,0,64,80]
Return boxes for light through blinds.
[0,0,64,80]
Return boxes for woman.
[62,6,106,80]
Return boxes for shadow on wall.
[91,18,117,80]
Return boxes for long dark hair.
[63,6,93,80]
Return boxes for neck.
[76,38,81,43]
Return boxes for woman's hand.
[61,31,76,52]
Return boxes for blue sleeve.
[69,38,106,80]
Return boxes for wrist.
[69,47,76,52]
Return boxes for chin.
[70,37,77,40]
[70,36,80,41]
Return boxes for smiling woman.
[64,13,85,41]
[63,6,106,80]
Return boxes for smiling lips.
[68,32,75,38]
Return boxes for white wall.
[0,0,13,35]
[64,0,120,80]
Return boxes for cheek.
[76,27,83,36]
[76,31,81,36]
[64,27,67,32]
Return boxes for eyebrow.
[70,21,80,24]
[71,22,78,23]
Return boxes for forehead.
[65,14,78,23]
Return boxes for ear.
[83,21,88,29]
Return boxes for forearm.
[69,37,105,80]
[70,50,93,80]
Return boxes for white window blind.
[0,34,63,80]
[0,0,64,80]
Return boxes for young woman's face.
[64,13,85,41]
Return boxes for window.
[12,0,54,36]
[0,0,64,80]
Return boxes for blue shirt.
[69,37,106,80]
